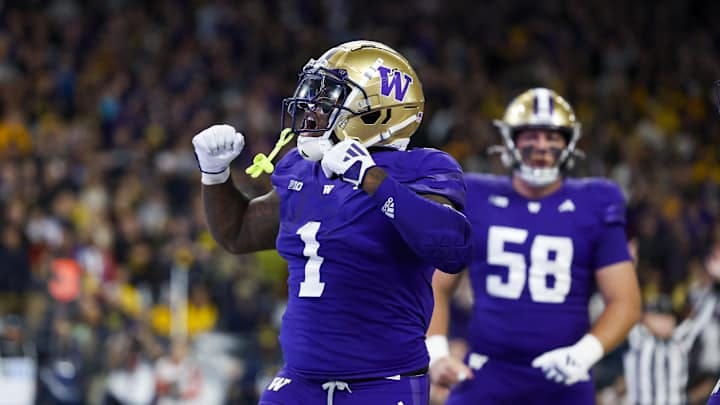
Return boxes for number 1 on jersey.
[297,221,326,297]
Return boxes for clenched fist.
[192,124,245,185]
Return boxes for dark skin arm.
[203,167,451,255]
[361,166,388,195]
[201,176,280,254]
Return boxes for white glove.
[192,124,245,185]
[531,334,604,386]
[320,139,376,188]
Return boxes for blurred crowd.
[0,0,719,403]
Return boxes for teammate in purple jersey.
[192,40,473,405]
[425,88,642,404]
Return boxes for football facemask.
[282,66,358,136]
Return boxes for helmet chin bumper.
[515,164,561,187]
[297,135,334,161]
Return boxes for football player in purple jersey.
[192,40,473,405]
[426,88,642,404]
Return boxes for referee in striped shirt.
[623,290,718,405]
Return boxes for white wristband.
[575,333,605,367]
[426,335,450,366]
[201,167,231,185]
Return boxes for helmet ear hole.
[560,129,573,145]
[360,111,382,124]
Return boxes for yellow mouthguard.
[245,128,296,178]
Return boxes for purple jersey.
[463,174,631,365]
[709,378,720,405]
[271,147,465,380]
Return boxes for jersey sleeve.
[591,180,633,270]
[403,149,467,210]
[271,148,302,188]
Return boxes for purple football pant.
[259,365,430,405]
[446,353,595,405]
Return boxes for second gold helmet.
[491,88,583,186]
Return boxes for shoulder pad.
[381,148,467,210]
[575,178,626,225]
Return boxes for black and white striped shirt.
[624,293,718,405]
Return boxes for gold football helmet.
[491,88,583,186]
[283,40,425,160]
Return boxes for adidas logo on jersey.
[267,377,292,392]
[558,199,575,212]
[382,197,395,219]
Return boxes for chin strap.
[245,128,296,178]
[362,115,417,149]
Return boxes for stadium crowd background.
[0,0,718,403]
